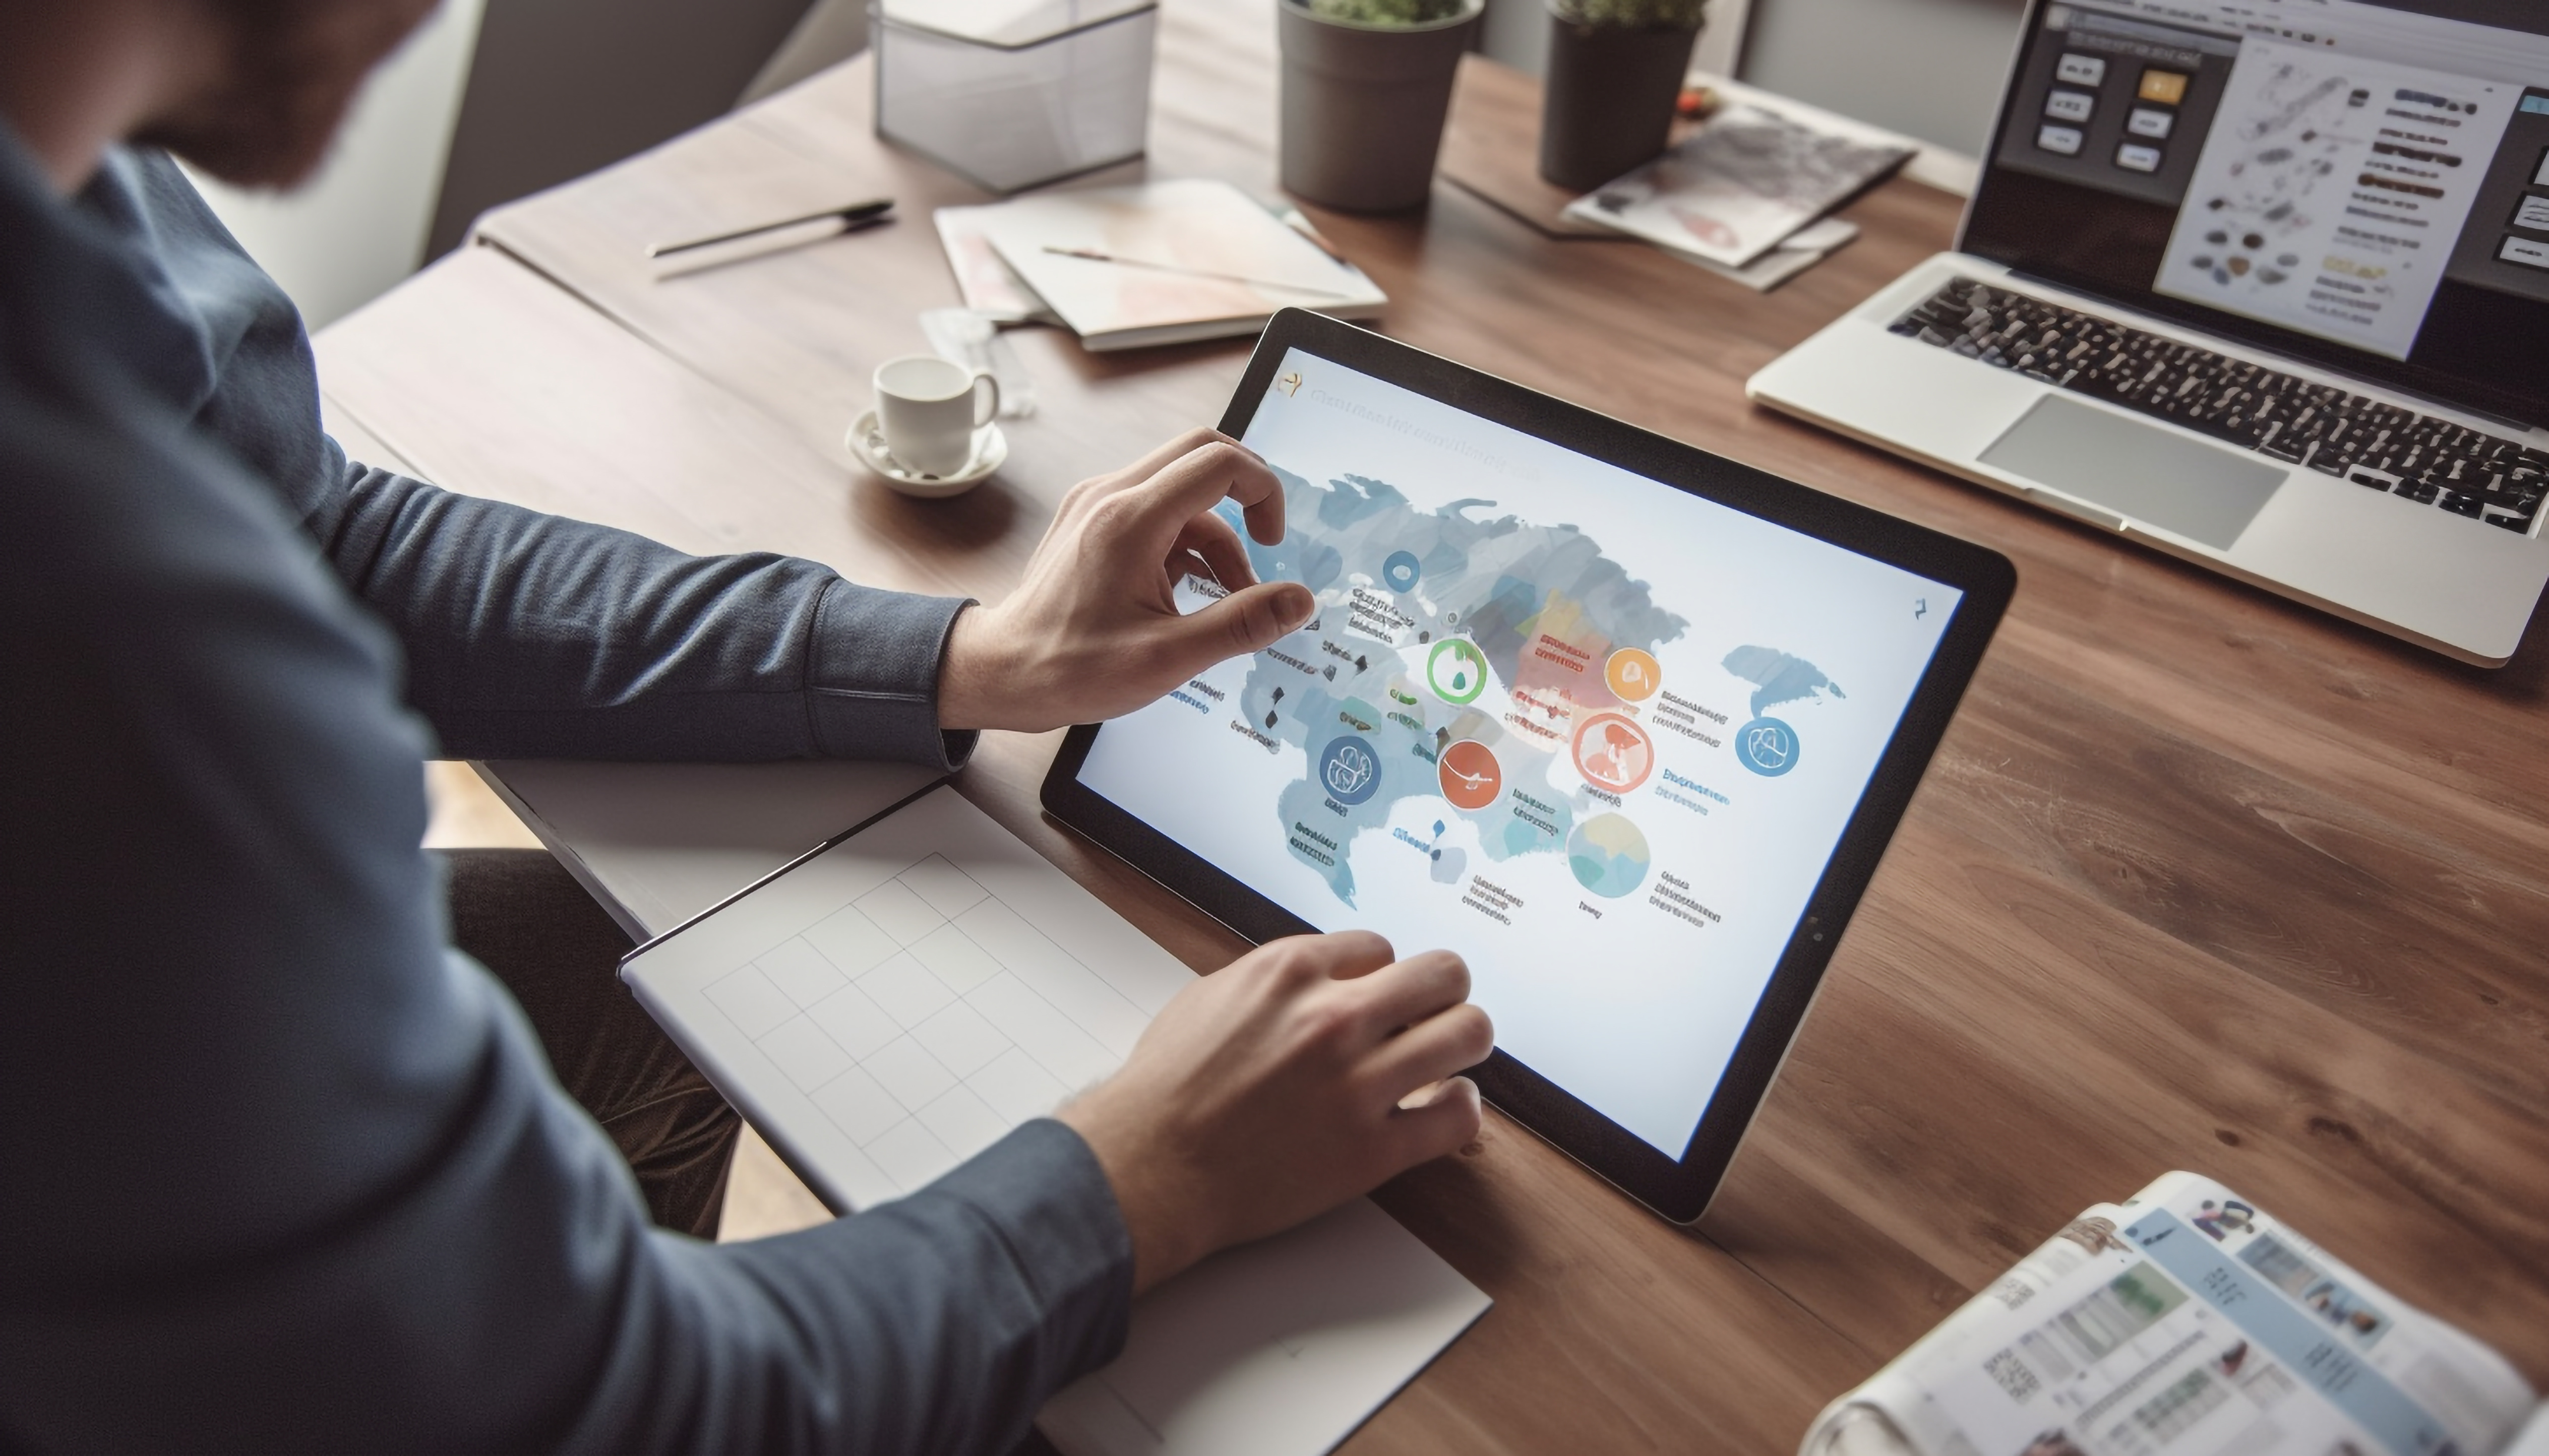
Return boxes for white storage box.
[872,0,1158,193]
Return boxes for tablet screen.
[1073,346,1964,1159]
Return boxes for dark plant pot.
[1538,11,1701,192]
[1278,0,1484,212]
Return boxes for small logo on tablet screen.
[1437,739,1502,810]
[1318,735,1382,805]
[1735,718,1798,777]
[1425,639,1487,705]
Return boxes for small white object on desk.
[845,409,1007,496]
[872,354,1000,476]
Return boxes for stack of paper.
[1563,103,1913,289]
[934,179,1385,350]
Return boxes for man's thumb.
[1181,581,1314,662]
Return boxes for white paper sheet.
[619,783,1177,1206]
[619,783,1491,1456]
[1039,1196,1492,1456]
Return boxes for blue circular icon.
[1317,735,1384,805]
[1381,551,1422,592]
[1735,717,1799,777]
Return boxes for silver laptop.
[1748,0,2549,665]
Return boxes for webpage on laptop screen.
[1988,0,2549,365]
[1074,349,1960,1157]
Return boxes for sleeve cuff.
[805,579,978,771]
[922,1118,1138,1383]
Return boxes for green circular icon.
[1426,639,1487,705]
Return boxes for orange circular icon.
[1605,647,1661,703]
[1571,712,1655,794]
[1438,739,1503,810]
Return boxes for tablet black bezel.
[1040,309,2014,1223]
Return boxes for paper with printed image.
[2154,37,2517,360]
[1562,105,1912,268]
[1798,1171,2541,1456]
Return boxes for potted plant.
[1278,0,1486,212]
[1538,0,1706,192]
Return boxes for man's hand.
[938,429,1316,732]
[1056,932,1493,1295]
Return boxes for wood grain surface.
[313,1,2549,1447]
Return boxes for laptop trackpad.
[1979,394,2284,549]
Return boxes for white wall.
[184,0,487,330]
[1737,0,2023,156]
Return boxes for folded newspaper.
[1801,1172,2547,1456]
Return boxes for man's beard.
[133,0,439,189]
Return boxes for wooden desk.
[315,1,2549,1446]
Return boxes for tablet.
[1041,310,2014,1222]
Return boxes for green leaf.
[1303,0,1470,26]
[1549,0,1705,29]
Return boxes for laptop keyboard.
[1892,276,2546,535]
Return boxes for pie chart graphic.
[1437,739,1502,810]
[1567,813,1651,899]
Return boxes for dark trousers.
[440,849,741,1238]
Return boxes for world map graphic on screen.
[1213,469,1842,909]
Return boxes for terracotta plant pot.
[1278,0,1485,212]
[1538,9,1701,192]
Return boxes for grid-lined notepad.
[618,781,1492,1456]
[622,784,1191,1210]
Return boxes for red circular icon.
[1571,712,1655,794]
[1437,739,1503,810]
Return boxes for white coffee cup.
[873,355,999,477]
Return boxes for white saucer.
[845,411,1006,497]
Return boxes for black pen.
[648,198,895,259]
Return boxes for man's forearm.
[319,449,975,766]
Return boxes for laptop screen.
[1963,0,2549,427]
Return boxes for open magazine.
[1801,1172,2546,1456]
[1561,104,1911,269]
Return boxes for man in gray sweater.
[0,1,1494,1450]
